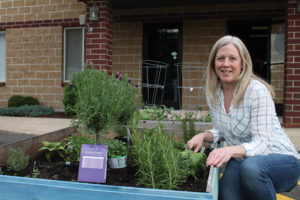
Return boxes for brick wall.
[182,19,226,110]
[112,22,142,92]
[86,0,113,72]
[0,0,87,109]
[6,27,63,108]
[0,0,86,109]
[0,0,114,110]
[284,0,300,127]
[0,0,86,22]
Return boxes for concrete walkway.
[0,116,72,136]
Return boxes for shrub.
[0,105,54,117]
[8,95,23,107]
[8,95,39,107]
[72,65,141,141]
[7,148,29,172]
[22,96,39,106]
[62,83,77,116]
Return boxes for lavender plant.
[72,64,141,141]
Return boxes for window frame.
[0,31,6,83]
[63,27,85,82]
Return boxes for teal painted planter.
[0,166,219,200]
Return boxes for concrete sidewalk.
[284,128,300,152]
[0,116,72,136]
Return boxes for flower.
[135,82,140,88]
[128,78,132,83]
[119,74,123,81]
[115,72,120,78]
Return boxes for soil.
[1,152,209,193]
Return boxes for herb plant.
[71,65,140,141]
[104,139,127,158]
[182,112,197,143]
[180,147,207,178]
[39,141,65,162]
[7,148,29,172]
[139,105,173,121]
[62,83,77,116]
[130,123,191,190]
[64,134,95,162]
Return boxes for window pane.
[65,28,84,81]
[0,32,6,82]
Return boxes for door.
[142,23,182,109]
[227,20,270,82]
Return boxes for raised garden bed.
[0,141,219,200]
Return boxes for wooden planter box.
[138,120,213,142]
[0,165,219,200]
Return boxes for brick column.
[284,0,300,127]
[86,0,112,72]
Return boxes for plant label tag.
[78,144,108,183]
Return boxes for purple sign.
[78,144,108,183]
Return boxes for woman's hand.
[206,146,246,168]
[187,133,205,153]
[206,147,232,168]
[187,132,214,153]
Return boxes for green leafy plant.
[130,123,191,190]
[32,161,40,178]
[39,141,65,162]
[202,113,212,122]
[64,134,95,162]
[32,168,40,178]
[7,148,29,172]
[182,112,197,143]
[8,95,39,107]
[0,105,54,117]
[104,139,127,158]
[139,105,173,121]
[62,83,77,116]
[180,147,207,177]
[72,65,141,141]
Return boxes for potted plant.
[104,139,128,169]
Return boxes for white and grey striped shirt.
[207,79,300,160]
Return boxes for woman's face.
[214,43,242,87]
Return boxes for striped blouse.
[207,79,300,160]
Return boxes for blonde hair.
[205,35,274,107]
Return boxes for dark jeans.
[219,154,300,200]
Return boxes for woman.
[187,35,300,200]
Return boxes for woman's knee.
[240,157,262,181]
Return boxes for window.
[0,32,6,82]
[64,27,85,81]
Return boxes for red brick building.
[0,0,299,127]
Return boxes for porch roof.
[111,0,283,9]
